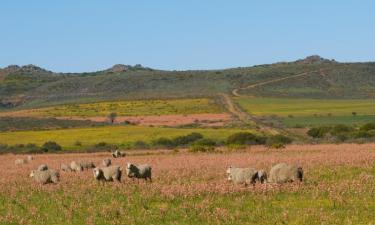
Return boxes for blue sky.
[0,0,374,72]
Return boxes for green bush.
[41,141,62,152]
[133,141,149,149]
[226,132,265,145]
[93,142,118,151]
[331,124,353,135]
[151,133,204,149]
[266,135,292,148]
[172,132,203,146]
[151,137,175,149]
[353,130,375,138]
[307,126,330,138]
[360,122,375,131]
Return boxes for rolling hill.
[1,56,375,109]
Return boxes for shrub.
[353,130,375,138]
[133,141,149,149]
[151,137,175,149]
[266,135,292,148]
[331,124,353,135]
[226,132,265,145]
[189,145,215,153]
[189,139,216,153]
[360,122,375,131]
[41,141,62,152]
[93,142,118,151]
[307,127,330,138]
[74,141,82,146]
[172,132,203,146]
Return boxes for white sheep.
[30,169,60,184]
[15,158,28,165]
[60,163,72,172]
[226,166,267,185]
[93,166,122,182]
[126,163,152,182]
[268,163,303,183]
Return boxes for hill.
[1,56,375,109]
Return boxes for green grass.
[236,97,375,117]
[0,125,253,150]
[236,97,375,127]
[283,115,375,127]
[0,98,222,117]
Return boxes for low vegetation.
[0,98,222,117]
[236,97,375,127]
[0,126,257,151]
[0,117,105,132]
[307,122,375,142]
[1,144,374,224]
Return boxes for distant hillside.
[1,56,375,109]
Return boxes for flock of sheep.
[226,163,303,185]
[16,150,152,185]
[16,150,303,186]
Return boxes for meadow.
[0,98,222,118]
[0,125,254,150]
[1,143,374,224]
[235,97,375,127]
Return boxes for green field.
[0,98,222,117]
[0,125,253,149]
[236,97,375,127]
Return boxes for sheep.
[15,158,28,165]
[126,163,152,182]
[37,164,48,171]
[102,158,112,167]
[226,166,267,186]
[70,161,83,172]
[30,169,60,184]
[70,161,95,171]
[27,155,34,161]
[112,150,126,158]
[268,163,303,183]
[60,163,72,172]
[80,161,96,170]
[93,166,122,182]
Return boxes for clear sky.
[0,0,374,72]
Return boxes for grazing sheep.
[112,150,126,158]
[70,161,95,171]
[37,164,48,171]
[27,155,34,161]
[268,163,303,183]
[60,163,72,172]
[30,169,60,184]
[102,158,112,167]
[93,166,122,182]
[226,166,267,185]
[80,161,96,170]
[15,158,28,165]
[126,163,152,181]
[70,161,83,172]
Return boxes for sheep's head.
[126,163,138,177]
[296,167,303,182]
[227,173,233,181]
[29,170,36,177]
[256,170,268,183]
[93,168,103,179]
[226,166,233,175]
